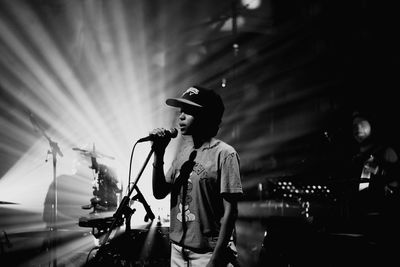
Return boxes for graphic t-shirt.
[166,137,242,251]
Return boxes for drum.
[85,226,170,267]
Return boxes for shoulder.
[207,138,239,163]
[383,146,399,163]
[208,138,237,153]
[371,144,399,164]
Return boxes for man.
[342,110,400,265]
[151,86,243,267]
[350,110,399,213]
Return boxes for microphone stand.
[47,138,63,267]
[29,112,63,267]
[98,145,155,247]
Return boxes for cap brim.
[166,98,203,108]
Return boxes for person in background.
[151,86,243,267]
[349,110,399,215]
[343,109,400,265]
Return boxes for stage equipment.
[73,144,121,213]
[83,226,170,267]
[79,137,158,266]
[29,112,63,267]
[0,201,18,205]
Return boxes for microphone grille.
[170,128,178,138]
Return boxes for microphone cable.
[127,141,139,195]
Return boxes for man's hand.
[150,128,172,154]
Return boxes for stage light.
[241,0,262,10]
[219,16,246,32]
[0,2,179,265]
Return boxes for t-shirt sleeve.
[220,151,243,195]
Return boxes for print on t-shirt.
[177,178,196,222]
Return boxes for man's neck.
[183,134,210,149]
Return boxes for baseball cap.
[351,110,377,125]
[166,86,224,122]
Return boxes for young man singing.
[151,86,243,267]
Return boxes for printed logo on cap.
[184,87,200,96]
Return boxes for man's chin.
[180,129,193,136]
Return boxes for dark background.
[1,0,399,187]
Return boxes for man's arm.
[207,194,238,267]
[152,147,172,199]
[149,127,174,199]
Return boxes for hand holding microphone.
[137,128,178,143]
[138,127,178,153]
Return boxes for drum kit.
[0,142,170,267]
[72,144,171,266]
[0,112,167,266]
[73,144,121,214]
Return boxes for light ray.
[0,2,178,253]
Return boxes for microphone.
[137,128,178,143]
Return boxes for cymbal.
[72,147,115,160]
[0,201,18,205]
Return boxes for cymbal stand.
[46,137,63,267]
[29,112,63,267]
[99,146,155,246]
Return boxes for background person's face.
[353,117,372,143]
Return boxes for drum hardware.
[72,144,115,160]
[0,201,18,205]
[98,144,156,246]
[78,216,124,239]
[83,227,170,267]
[28,111,63,267]
[81,142,158,266]
[73,144,120,214]
[0,231,12,256]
